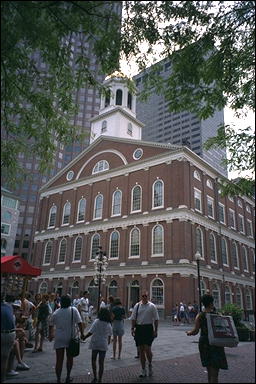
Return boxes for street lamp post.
[195,251,202,312]
[94,246,108,313]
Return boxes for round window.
[133,148,143,160]
[66,170,74,181]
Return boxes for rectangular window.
[1,223,10,235]
[207,196,214,218]
[246,220,253,237]
[218,203,226,224]
[238,214,245,233]
[228,209,236,229]
[194,189,202,212]
[2,196,17,209]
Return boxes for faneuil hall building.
[32,73,255,320]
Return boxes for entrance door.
[129,280,140,308]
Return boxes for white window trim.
[73,236,82,262]
[129,227,140,258]
[242,246,249,272]
[238,214,245,234]
[76,198,86,223]
[111,190,122,217]
[1,222,11,236]
[209,233,217,264]
[218,203,226,224]
[48,205,57,229]
[196,227,205,259]
[43,241,52,265]
[131,185,142,213]
[150,278,164,307]
[194,188,202,213]
[93,194,103,220]
[193,170,201,181]
[221,238,229,266]
[206,179,213,189]
[247,219,253,238]
[246,205,251,213]
[152,180,164,210]
[151,224,164,257]
[109,230,120,259]
[232,242,240,270]
[237,199,243,208]
[92,160,109,174]
[90,234,100,261]
[62,202,71,226]
[207,196,215,219]
[58,239,67,264]
[228,208,236,230]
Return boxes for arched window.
[44,241,52,264]
[91,233,100,260]
[94,194,103,219]
[112,190,122,216]
[62,202,71,225]
[212,283,221,309]
[127,92,132,109]
[221,237,228,265]
[92,160,109,174]
[231,242,239,269]
[245,289,252,310]
[39,281,48,294]
[196,228,203,258]
[152,180,164,208]
[71,280,80,298]
[151,279,164,305]
[236,287,243,308]
[73,236,82,261]
[131,185,142,212]
[225,286,232,304]
[109,231,119,258]
[101,120,107,133]
[58,239,67,263]
[206,179,213,189]
[116,89,123,105]
[77,198,86,222]
[201,280,207,296]
[127,122,133,136]
[209,233,217,262]
[48,205,57,228]
[242,246,249,271]
[152,225,164,256]
[194,170,201,181]
[108,280,118,298]
[105,89,110,107]
[130,227,140,257]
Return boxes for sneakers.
[148,364,153,377]
[16,362,30,370]
[139,368,147,378]
[6,370,19,377]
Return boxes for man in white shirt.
[131,291,159,378]
[78,291,89,331]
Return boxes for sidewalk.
[6,320,255,383]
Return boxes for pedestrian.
[111,297,125,360]
[78,291,90,331]
[106,296,115,316]
[1,294,16,382]
[99,297,106,308]
[187,302,194,324]
[172,304,180,326]
[83,307,112,383]
[178,302,186,324]
[49,295,85,384]
[33,293,51,352]
[130,291,159,378]
[72,294,80,308]
[186,294,228,383]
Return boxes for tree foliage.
[1,1,121,187]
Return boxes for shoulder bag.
[67,308,80,357]
[206,313,239,348]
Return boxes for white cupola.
[89,71,144,144]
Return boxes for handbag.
[206,313,239,348]
[67,308,80,357]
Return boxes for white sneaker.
[16,362,30,370]
[148,364,153,377]
[7,370,19,377]
[139,368,147,378]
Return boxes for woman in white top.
[49,295,85,384]
[83,307,112,383]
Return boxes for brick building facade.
[31,74,255,319]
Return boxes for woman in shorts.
[111,298,125,360]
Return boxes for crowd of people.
[1,290,229,384]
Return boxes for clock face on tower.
[133,148,143,160]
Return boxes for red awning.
[1,255,41,277]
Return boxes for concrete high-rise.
[133,58,228,177]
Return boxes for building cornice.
[34,207,255,249]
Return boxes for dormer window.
[92,160,109,174]
[101,120,107,133]
[127,122,133,136]
[128,92,132,109]
[116,89,122,105]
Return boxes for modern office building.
[10,3,122,263]
[31,74,255,319]
[1,187,20,257]
[133,58,228,177]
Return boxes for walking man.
[78,291,89,332]
[131,291,159,378]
